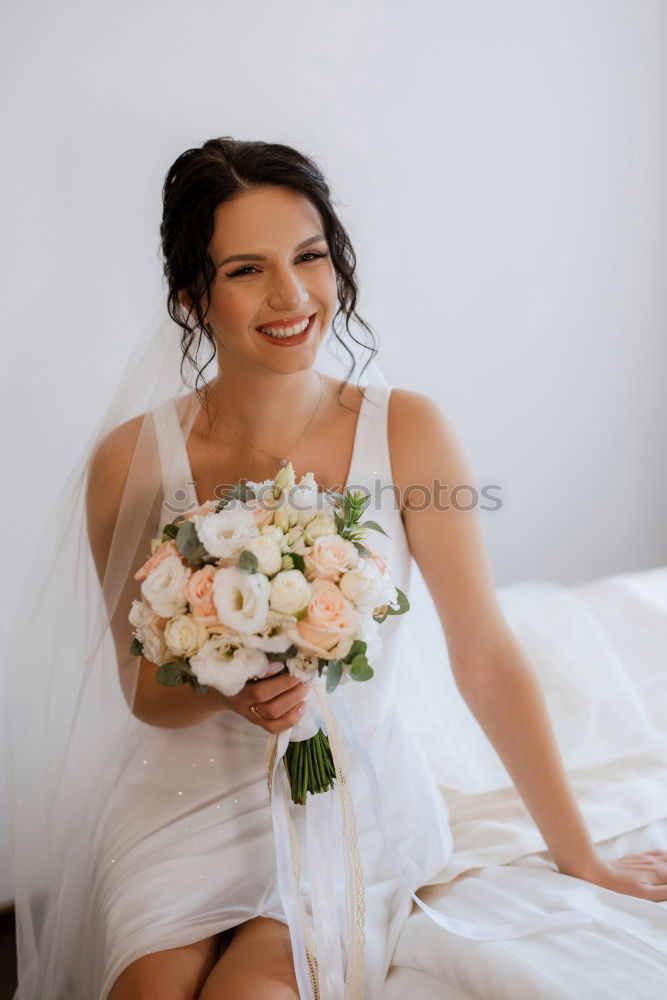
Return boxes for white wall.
[1,0,665,904]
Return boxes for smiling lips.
[256,314,316,342]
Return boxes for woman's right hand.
[214,665,314,734]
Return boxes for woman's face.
[184,185,337,373]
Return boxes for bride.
[8,136,667,1000]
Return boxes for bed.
[383,567,667,999]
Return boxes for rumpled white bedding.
[383,567,667,999]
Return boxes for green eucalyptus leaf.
[238,549,259,573]
[383,588,410,615]
[285,551,305,572]
[359,519,389,537]
[155,662,186,686]
[343,639,367,662]
[175,520,201,560]
[352,541,371,557]
[325,660,343,693]
[348,655,374,681]
[129,637,143,657]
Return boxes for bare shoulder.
[387,388,472,512]
[387,387,513,675]
[85,413,147,583]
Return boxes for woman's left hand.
[573,851,667,902]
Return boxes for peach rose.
[134,539,182,581]
[244,495,281,529]
[182,499,218,521]
[303,535,359,583]
[293,578,360,657]
[184,565,217,621]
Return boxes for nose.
[267,263,309,312]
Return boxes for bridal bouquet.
[128,461,409,804]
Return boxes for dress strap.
[152,397,198,522]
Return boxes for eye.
[226,250,329,279]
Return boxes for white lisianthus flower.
[273,462,296,495]
[140,555,191,618]
[246,477,275,494]
[194,505,259,560]
[241,625,295,654]
[269,569,312,616]
[164,613,210,659]
[283,523,307,555]
[289,473,328,527]
[212,567,271,633]
[273,471,331,532]
[273,496,298,532]
[242,535,283,576]
[303,513,337,545]
[286,650,320,681]
[190,636,269,697]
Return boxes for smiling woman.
[8,135,664,1000]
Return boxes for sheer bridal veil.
[4,296,658,998]
[1,304,443,997]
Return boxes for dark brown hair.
[159,137,379,432]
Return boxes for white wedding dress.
[93,382,455,999]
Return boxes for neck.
[200,360,324,448]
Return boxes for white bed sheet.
[383,567,667,999]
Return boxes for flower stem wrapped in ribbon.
[128,461,409,805]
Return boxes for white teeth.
[258,317,311,338]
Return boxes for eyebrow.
[217,234,326,268]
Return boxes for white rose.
[164,613,210,659]
[339,568,371,603]
[303,513,337,545]
[242,535,283,576]
[348,558,397,614]
[190,636,269,696]
[269,569,312,616]
[194,505,259,560]
[286,650,320,681]
[140,555,191,618]
[212,567,270,633]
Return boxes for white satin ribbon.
[268,678,595,1000]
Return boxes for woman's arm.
[388,389,599,878]
[85,417,231,727]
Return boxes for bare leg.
[199,916,299,1000]
[106,932,222,1000]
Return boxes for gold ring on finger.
[250,703,262,718]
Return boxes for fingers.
[246,669,303,703]
[249,680,313,733]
